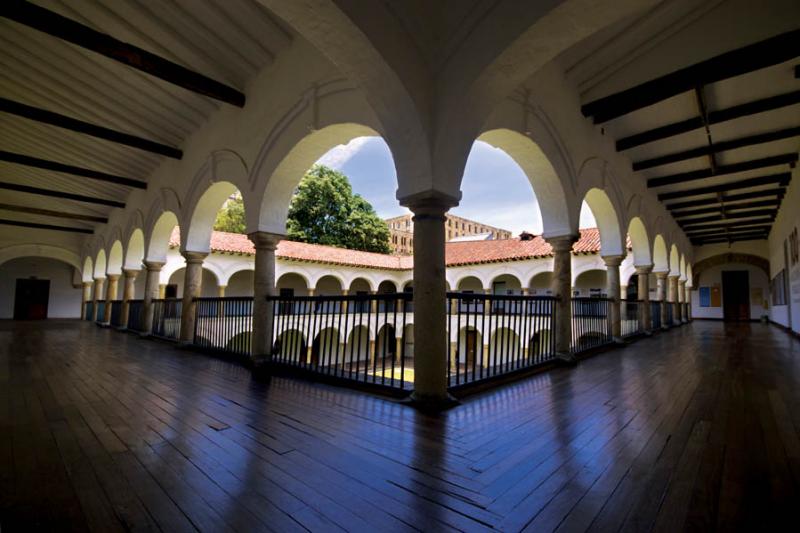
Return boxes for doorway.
[13,278,50,320]
[465,329,477,367]
[722,271,750,321]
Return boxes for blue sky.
[316,137,595,235]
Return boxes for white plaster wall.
[0,257,81,319]
[691,263,769,321]
[768,165,800,333]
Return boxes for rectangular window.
[772,270,787,305]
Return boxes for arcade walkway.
[1,320,798,532]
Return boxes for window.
[772,270,787,305]
[165,284,178,298]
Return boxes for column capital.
[181,251,208,263]
[143,260,165,271]
[123,268,140,277]
[654,271,669,279]
[634,264,654,275]
[668,274,680,281]
[93,276,106,282]
[399,189,460,215]
[82,280,93,287]
[678,279,687,286]
[602,255,625,268]
[106,273,121,281]
[248,231,283,250]
[545,234,579,253]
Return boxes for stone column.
[668,275,679,326]
[217,285,226,318]
[395,336,403,364]
[158,284,167,299]
[119,268,139,329]
[603,255,624,343]
[179,251,207,343]
[678,280,687,323]
[547,234,579,363]
[249,232,281,362]
[685,285,692,321]
[656,272,668,329]
[92,277,105,321]
[141,261,164,335]
[405,196,455,406]
[81,281,92,320]
[635,265,653,332]
[103,274,120,324]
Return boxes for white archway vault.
[653,235,668,272]
[627,217,652,267]
[582,188,625,257]
[125,229,145,270]
[147,211,180,263]
[0,244,82,275]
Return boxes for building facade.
[385,213,513,254]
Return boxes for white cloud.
[315,137,373,169]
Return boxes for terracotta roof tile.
[169,227,605,269]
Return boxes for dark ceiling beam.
[0,0,245,107]
[681,216,775,231]
[0,181,125,208]
[581,29,800,123]
[664,188,785,210]
[0,97,182,159]
[672,199,781,218]
[677,208,777,227]
[0,203,107,223]
[692,234,768,245]
[657,173,791,201]
[686,225,772,238]
[0,150,147,189]
[648,153,797,188]
[633,126,800,171]
[617,90,800,150]
[0,218,93,234]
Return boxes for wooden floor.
[2,320,799,532]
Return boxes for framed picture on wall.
[790,227,799,266]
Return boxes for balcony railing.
[446,292,557,387]
[152,298,182,340]
[127,300,145,332]
[650,301,662,330]
[94,301,105,323]
[267,292,413,391]
[84,301,94,321]
[621,300,644,337]
[109,300,123,327]
[666,302,674,326]
[571,297,612,353]
[193,297,254,358]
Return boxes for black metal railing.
[268,292,412,391]
[666,302,674,326]
[684,303,690,321]
[84,301,94,321]
[446,292,557,387]
[650,301,662,330]
[193,297,254,357]
[109,300,123,327]
[152,298,182,340]
[571,298,612,353]
[621,300,643,337]
[95,301,106,323]
[127,300,145,332]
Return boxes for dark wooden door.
[722,271,750,321]
[13,279,50,320]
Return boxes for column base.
[612,336,627,345]
[554,351,578,366]
[644,329,654,336]
[405,391,460,413]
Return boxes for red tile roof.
[169,227,605,269]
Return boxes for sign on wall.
[699,287,710,307]
[710,285,722,307]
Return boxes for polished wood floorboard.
[1,320,799,532]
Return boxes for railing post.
[636,265,653,333]
[119,268,139,329]
[403,193,458,407]
[141,261,164,336]
[249,231,282,364]
[655,271,669,329]
[546,234,579,364]
[81,281,92,320]
[179,251,207,344]
[603,255,624,343]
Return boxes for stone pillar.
[103,274,120,324]
[449,341,457,372]
[81,281,92,320]
[119,269,139,329]
[678,280,687,323]
[158,284,167,299]
[668,275,679,326]
[603,255,624,343]
[395,336,403,364]
[406,196,455,406]
[635,265,653,332]
[179,251,207,343]
[620,285,627,300]
[249,232,281,362]
[142,261,164,335]
[217,285,226,318]
[92,277,105,321]
[685,285,692,321]
[547,234,579,363]
[656,272,668,329]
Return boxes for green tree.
[213,192,246,234]
[287,165,391,253]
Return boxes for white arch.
[82,256,93,282]
[478,128,573,237]
[582,188,624,257]
[183,181,239,254]
[653,235,669,273]
[311,273,347,292]
[0,244,81,273]
[146,211,179,263]
[627,217,652,267]
[106,240,124,276]
[125,229,145,270]
[219,265,255,287]
[346,276,376,293]
[680,255,687,281]
[94,249,107,279]
[669,245,680,276]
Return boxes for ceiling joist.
[582,29,800,123]
[672,199,781,218]
[0,181,125,208]
[681,216,775,231]
[0,0,245,107]
[692,233,768,245]
[686,225,773,238]
[664,189,785,210]
[657,173,791,201]
[647,153,797,188]
[0,217,93,234]
[0,202,107,223]
[0,150,147,189]
[677,208,777,227]
[0,97,182,159]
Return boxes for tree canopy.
[287,165,391,253]
[213,191,246,234]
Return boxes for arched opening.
[580,188,624,257]
[82,256,93,283]
[125,229,145,270]
[226,269,254,297]
[529,329,551,361]
[167,267,220,298]
[346,325,370,364]
[490,273,522,314]
[574,269,607,298]
[529,272,553,296]
[184,181,240,254]
[225,331,251,355]
[147,211,179,263]
[489,328,521,366]
[311,327,341,367]
[375,324,397,368]
[670,245,680,276]
[653,235,669,273]
[627,217,652,267]
[457,275,484,293]
[277,272,309,315]
[107,240,123,276]
[276,329,306,362]
[94,249,106,279]
[403,324,414,360]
